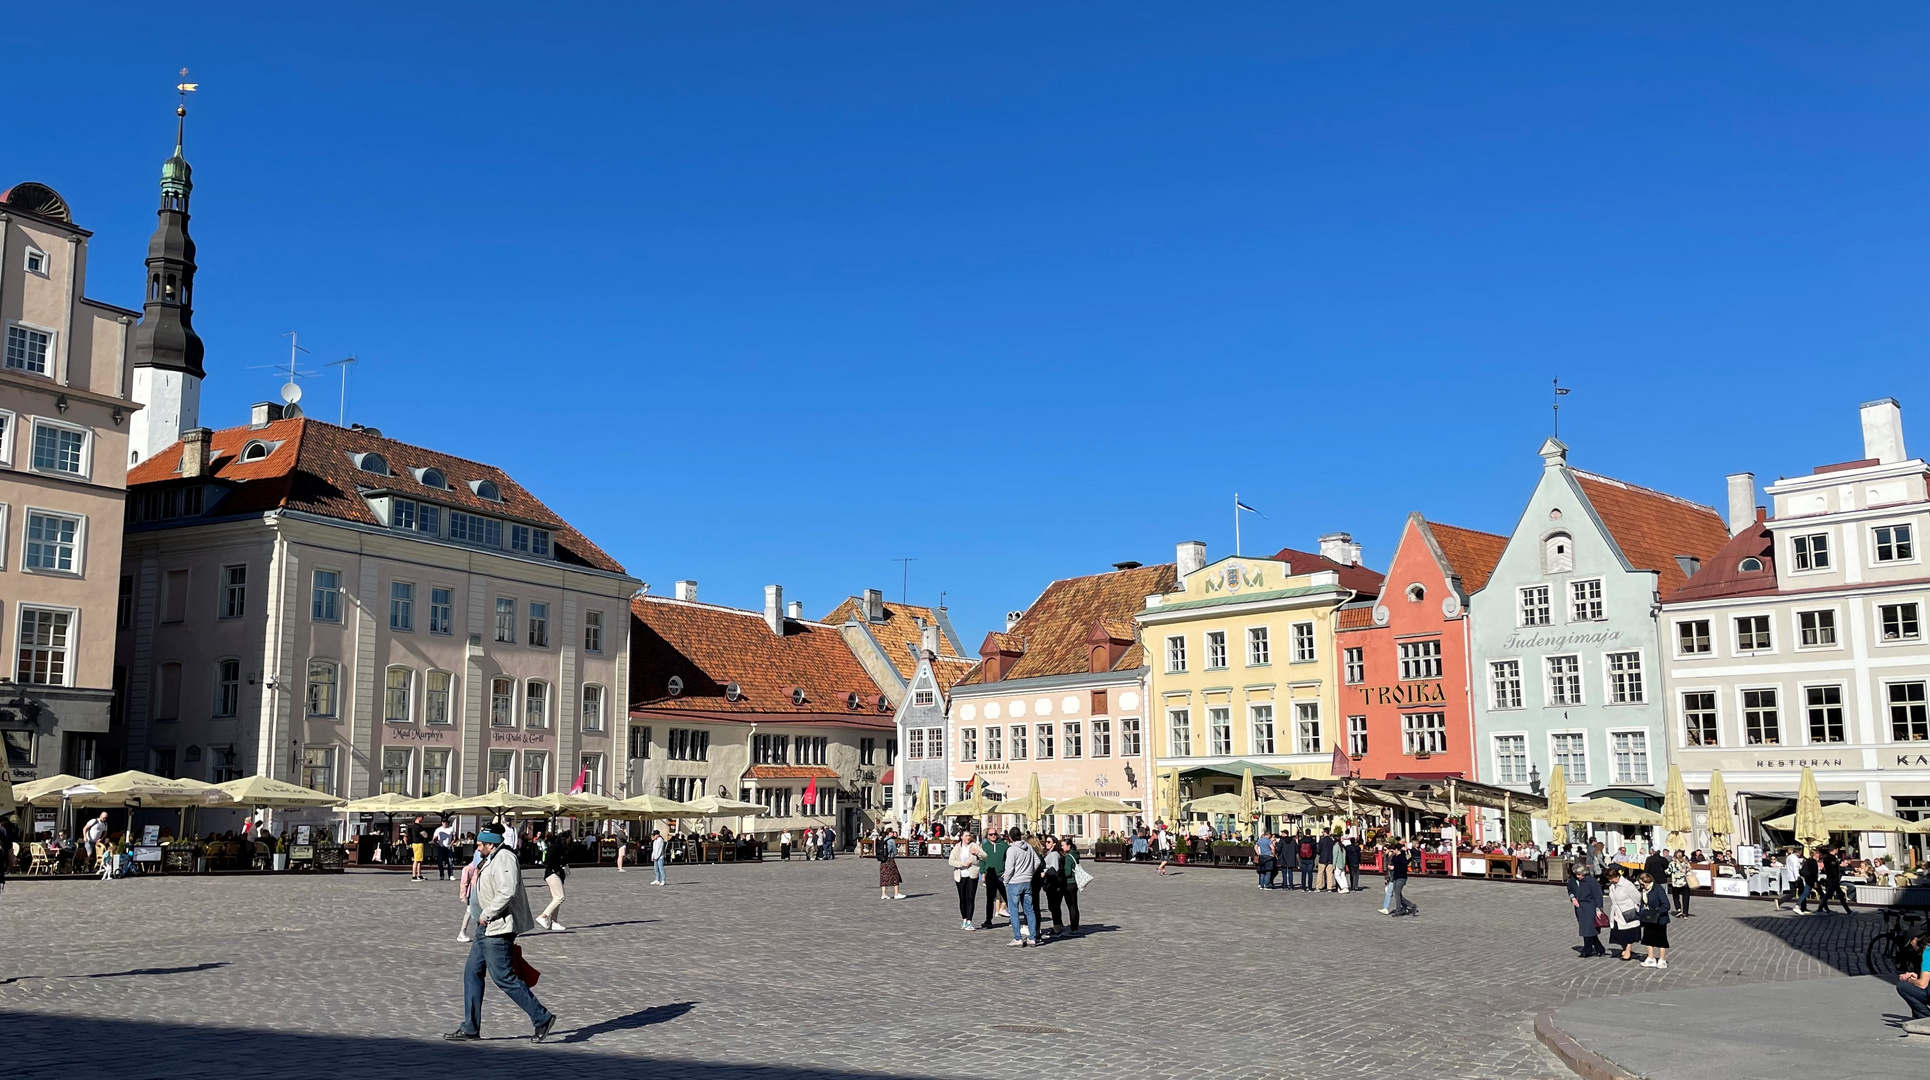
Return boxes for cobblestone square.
[0,859,1887,1080]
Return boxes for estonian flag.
[1235,499,1263,515]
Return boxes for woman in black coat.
[1566,862,1604,957]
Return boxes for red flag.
[569,769,588,795]
[802,776,818,806]
[963,775,976,792]
[1331,745,1353,780]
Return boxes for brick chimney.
[674,580,698,602]
[180,427,213,478]
[1726,473,1756,536]
[1861,398,1906,465]
[764,585,785,636]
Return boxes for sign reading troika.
[1353,682,1447,707]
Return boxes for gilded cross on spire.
[175,67,198,145]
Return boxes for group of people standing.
[902,827,1086,947]
[1566,847,1693,968]
[776,825,838,860]
[1250,830,1363,892]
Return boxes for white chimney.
[787,600,803,620]
[1177,540,1207,577]
[921,621,941,656]
[1005,611,1023,632]
[1318,532,1358,567]
[1725,473,1756,536]
[863,588,885,622]
[674,580,698,602]
[249,402,283,428]
[764,585,785,635]
[1861,398,1906,465]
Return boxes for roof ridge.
[1428,521,1508,540]
[1572,469,1718,513]
[635,593,835,628]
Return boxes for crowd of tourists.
[868,826,1088,946]
[1564,847,1696,968]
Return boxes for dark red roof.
[1267,547,1386,597]
[1664,525,1777,603]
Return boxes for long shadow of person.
[558,1001,697,1043]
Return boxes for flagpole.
[1234,492,1241,556]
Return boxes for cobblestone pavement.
[0,859,1891,1080]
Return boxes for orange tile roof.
[1334,605,1376,630]
[955,562,1177,686]
[1426,521,1509,595]
[820,597,965,681]
[127,418,625,574]
[744,765,841,780]
[629,595,894,727]
[929,655,978,694]
[1574,472,1731,596]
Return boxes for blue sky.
[15,5,1928,643]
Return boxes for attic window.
[24,248,47,275]
[352,452,390,476]
[239,440,270,463]
[1406,584,1426,603]
[1542,532,1574,574]
[1739,557,1764,572]
[415,466,447,489]
[469,479,501,502]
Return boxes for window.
[384,666,413,723]
[148,746,177,779]
[306,660,338,717]
[1294,703,1322,754]
[1091,718,1112,758]
[985,726,1002,761]
[667,728,711,761]
[907,728,927,762]
[490,678,516,727]
[581,684,605,731]
[161,568,188,621]
[1790,533,1831,571]
[803,736,830,765]
[1739,557,1763,572]
[416,503,441,536]
[1893,682,1930,742]
[1735,615,1772,652]
[1291,622,1315,663]
[15,607,72,685]
[754,786,792,817]
[1743,688,1780,745]
[210,745,242,783]
[1803,685,1845,744]
[527,602,549,647]
[1519,585,1551,627]
[583,610,604,653]
[426,671,453,724]
[31,422,86,476]
[473,480,501,502]
[1494,734,1529,785]
[493,598,516,643]
[509,525,552,557]
[1799,610,1837,647]
[886,739,898,765]
[1605,651,1645,704]
[1208,707,1232,756]
[1247,626,1270,666]
[958,729,976,762]
[213,659,240,717]
[449,511,503,549]
[1166,635,1187,673]
[1881,603,1922,643]
[488,749,514,791]
[1344,647,1364,685]
[239,440,270,463]
[6,325,51,374]
[1206,631,1227,670]
[525,681,549,728]
[354,452,389,476]
[522,751,548,796]
[632,726,653,761]
[1249,705,1274,755]
[303,746,337,795]
[1569,579,1604,622]
[1120,716,1141,757]
[389,581,415,631]
[154,662,182,720]
[220,565,246,619]
[429,587,453,635]
[381,748,413,795]
[1682,691,1718,746]
[422,748,452,796]
[753,734,791,764]
[578,754,603,796]
[312,570,340,622]
[23,249,46,275]
[1490,660,1523,710]
[24,511,79,572]
[1608,730,1649,784]
[1543,533,1574,574]
[1546,655,1582,706]
[1874,524,1916,563]
[1009,723,1027,761]
[393,498,416,531]
[914,689,935,706]
[1550,732,1588,784]
[1403,712,1447,756]
[1168,709,1191,756]
[1347,715,1368,757]
[1676,619,1710,656]
[1398,640,1442,680]
[1063,721,1082,759]
[0,410,9,465]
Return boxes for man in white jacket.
[446,828,556,1043]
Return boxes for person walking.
[535,830,568,931]
[1316,831,1336,892]
[822,824,837,859]
[650,829,668,886]
[1253,831,1275,890]
[1605,867,1643,961]
[1793,847,1821,914]
[1056,837,1082,934]
[1666,850,1693,917]
[949,829,985,930]
[1567,862,1605,957]
[433,819,457,882]
[1156,826,1174,876]
[1774,847,1802,910]
[1043,837,1070,935]
[780,829,793,860]
[877,828,906,900]
[1001,827,1041,947]
[444,828,556,1043]
[980,829,1009,928]
[1817,845,1852,915]
[1637,870,1671,969]
[1341,833,1361,893]
[1383,842,1417,915]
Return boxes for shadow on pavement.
[1735,910,1883,975]
[0,961,231,985]
[558,1001,696,1043]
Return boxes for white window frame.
[1872,523,1919,566]
[1547,730,1590,786]
[1877,600,1924,646]
[384,665,415,724]
[428,585,454,636]
[22,246,48,276]
[1518,584,1552,627]
[13,603,77,686]
[1248,704,1274,755]
[1398,639,1442,680]
[1205,629,1228,670]
[0,502,9,569]
[1167,708,1191,756]
[1607,727,1651,786]
[1291,622,1316,663]
[1680,689,1720,748]
[1603,650,1645,705]
[1346,714,1368,757]
[389,580,415,632]
[1739,685,1782,747]
[1294,702,1322,755]
[0,408,15,465]
[219,564,247,620]
[1886,679,1930,744]
[311,569,342,623]
[959,727,977,762]
[1789,532,1832,573]
[28,417,91,480]
[1489,658,1523,710]
[1247,625,1270,666]
[1491,732,1530,786]
[1674,618,1712,657]
[1545,654,1582,707]
[1733,613,1775,654]
[1402,711,1448,756]
[1343,646,1364,685]
[1801,681,1847,746]
[1165,634,1187,673]
[583,609,604,653]
[581,683,605,732]
[4,320,56,378]
[1795,608,1840,650]
[1568,578,1605,622]
[527,601,550,648]
[425,669,454,725]
[490,677,517,727]
[1207,707,1232,756]
[212,657,242,718]
[21,506,84,575]
[525,679,551,728]
[380,746,414,796]
[1035,722,1054,760]
[306,659,340,717]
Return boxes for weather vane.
[1553,378,1571,437]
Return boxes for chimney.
[863,588,885,622]
[1861,398,1906,465]
[1177,540,1207,577]
[180,427,213,478]
[674,580,698,602]
[1726,473,1756,536]
[787,600,803,620]
[249,402,283,428]
[764,585,785,636]
[921,621,941,656]
[1005,611,1023,632]
[1318,532,1358,567]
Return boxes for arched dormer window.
[469,479,501,502]
[240,440,271,463]
[415,466,447,490]
[1406,584,1426,603]
[352,452,390,476]
[1543,532,1574,574]
[1739,557,1764,572]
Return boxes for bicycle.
[1865,907,1929,974]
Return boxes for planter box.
[1852,883,1930,907]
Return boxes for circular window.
[1406,584,1426,603]
[1739,557,1764,572]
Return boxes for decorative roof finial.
[162,69,198,199]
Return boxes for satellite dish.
[666,675,683,697]
[280,381,303,404]
[281,403,304,419]
[725,681,742,702]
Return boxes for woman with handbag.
[948,830,985,930]
[1604,867,1644,962]
[877,828,906,901]
[1057,837,1083,935]
[1567,862,1605,957]
[1637,870,1672,969]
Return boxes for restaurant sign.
[1353,681,1447,708]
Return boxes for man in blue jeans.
[446,828,556,1043]
[1001,828,1041,947]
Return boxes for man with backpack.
[1295,832,1317,891]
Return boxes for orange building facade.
[1334,514,1505,782]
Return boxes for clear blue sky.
[15,5,1928,644]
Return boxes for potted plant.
[273,833,289,872]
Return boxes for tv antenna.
[891,557,916,604]
[245,332,316,417]
[325,355,359,426]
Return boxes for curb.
[1533,1008,1641,1080]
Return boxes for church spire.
[130,73,207,463]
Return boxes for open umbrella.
[617,793,696,818]
[63,771,218,808]
[209,775,344,810]
[1184,792,1248,814]
[681,794,766,817]
[1766,801,1914,834]
[342,791,426,814]
[914,778,931,827]
[524,791,623,818]
[1705,770,1734,852]
[1531,797,1663,827]
[444,779,551,818]
[1792,767,1828,850]
[1544,766,1569,840]
[1660,764,1693,849]
[11,774,86,808]
[1052,795,1142,816]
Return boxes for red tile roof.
[1334,604,1377,630]
[1663,525,1777,603]
[1573,472,1731,596]
[955,562,1177,686]
[744,765,841,780]
[820,597,966,681]
[1267,547,1386,597]
[127,418,625,574]
[1426,522,1509,595]
[629,595,894,727]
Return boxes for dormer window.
[240,440,271,463]
[352,451,390,476]
[414,466,448,489]
[1739,557,1764,572]
[509,524,552,557]
[23,248,47,275]
[1543,532,1574,574]
[469,479,501,502]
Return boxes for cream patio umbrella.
[1792,767,1828,851]
[1765,801,1915,834]
[62,771,219,808]
[989,776,1053,827]
[1532,797,1663,828]
[342,791,427,814]
[11,774,86,807]
[1052,794,1142,816]
[523,791,624,818]
[1239,768,1257,835]
[410,791,473,815]
[1544,766,1570,842]
[1184,792,1248,814]
[1660,765,1693,849]
[209,775,344,810]
[681,794,766,816]
[1705,770,1734,852]
[913,778,932,828]
[617,793,697,819]
[444,779,550,819]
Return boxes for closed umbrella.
[1239,768,1257,833]
[1022,773,1044,832]
[914,778,931,827]
[1544,766,1570,840]
[1705,770,1734,852]
[1660,764,1693,849]
[1792,767,1828,850]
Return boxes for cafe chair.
[28,843,53,876]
